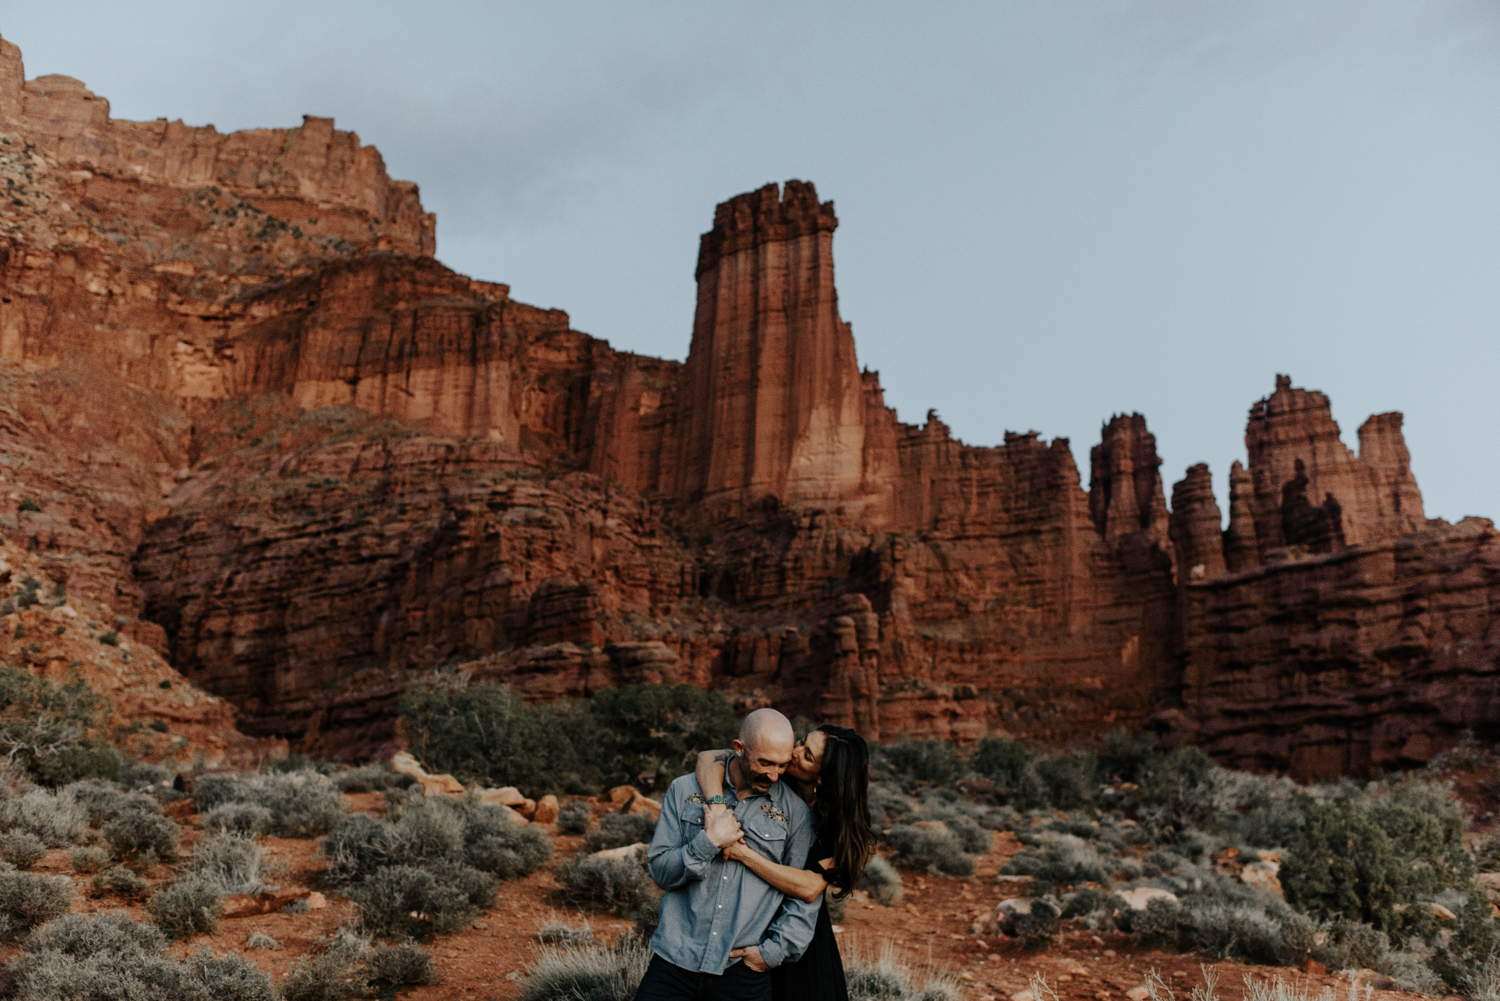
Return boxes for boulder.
[1239,860,1283,897]
[609,785,640,806]
[534,794,560,824]
[419,773,464,797]
[1476,872,1500,904]
[595,842,648,862]
[626,795,662,820]
[390,752,426,779]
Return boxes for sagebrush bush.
[189,769,346,836]
[0,869,72,941]
[584,811,657,852]
[181,948,278,1001]
[854,854,903,906]
[0,786,87,845]
[520,935,653,1001]
[1013,898,1062,947]
[103,809,180,861]
[335,762,416,794]
[188,832,269,895]
[92,864,151,900]
[556,799,593,834]
[876,737,967,788]
[279,955,365,1001]
[365,940,439,987]
[147,874,225,939]
[884,822,976,877]
[246,931,280,950]
[539,920,597,945]
[68,844,109,873]
[203,801,273,836]
[866,781,913,831]
[25,911,165,957]
[0,829,47,868]
[554,852,660,915]
[348,862,493,937]
[65,778,161,828]
[1002,832,1114,893]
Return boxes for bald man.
[637,708,818,1001]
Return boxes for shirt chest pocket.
[681,804,705,832]
[745,816,787,855]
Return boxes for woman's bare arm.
[695,749,734,814]
[723,839,835,903]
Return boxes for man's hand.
[704,807,742,849]
[729,945,768,972]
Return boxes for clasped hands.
[704,804,756,864]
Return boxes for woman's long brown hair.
[811,724,873,898]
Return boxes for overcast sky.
[5,2,1498,523]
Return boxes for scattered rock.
[534,794,560,824]
[222,889,311,919]
[306,892,326,910]
[420,773,465,796]
[1127,988,1151,1001]
[1239,860,1283,897]
[609,785,640,806]
[594,842,648,861]
[1304,960,1326,976]
[1115,887,1179,911]
[626,794,662,820]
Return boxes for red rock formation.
[1169,464,1226,583]
[1165,517,1500,780]
[2,34,1487,775]
[1244,375,1424,553]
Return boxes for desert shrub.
[188,832,269,895]
[0,786,87,845]
[147,874,225,939]
[520,935,654,1001]
[972,736,1034,789]
[557,799,593,834]
[884,823,976,877]
[188,769,345,836]
[203,801,273,836]
[401,679,737,796]
[400,679,592,796]
[189,774,242,812]
[1013,898,1062,947]
[554,852,659,915]
[365,940,439,987]
[1024,753,1098,813]
[182,949,277,1001]
[66,778,161,827]
[539,920,598,945]
[246,931,280,949]
[0,869,72,941]
[1133,746,1218,830]
[348,863,490,937]
[335,761,416,793]
[1061,885,1125,919]
[103,809,180,860]
[876,737,967,789]
[69,844,109,873]
[1133,896,1182,942]
[0,666,119,785]
[0,830,46,868]
[866,781,913,831]
[25,911,165,957]
[280,955,365,1001]
[914,797,991,854]
[92,864,151,900]
[855,854,903,906]
[585,811,657,852]
[468,821,554,879]
[843,941,963,1001]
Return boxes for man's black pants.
[633,955,772,1001]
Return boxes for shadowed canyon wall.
[2,35,1494,776]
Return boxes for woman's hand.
[721,836,757,864]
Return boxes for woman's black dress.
[769,835,848,1001]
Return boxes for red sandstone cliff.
[0,35,1486,774]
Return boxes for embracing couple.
[634,708,874,1001]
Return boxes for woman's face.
[786,730,827,782]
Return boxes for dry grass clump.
[334,762,416,794]
[538,918,597,946]
[91,864,151,900]
[280,926,373,1001]
[843,940,962,1001]
[187,832,271,895]
[519,933,653,1001]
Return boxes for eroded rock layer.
[1,35,1489,771]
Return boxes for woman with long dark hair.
[694,724,874,1001]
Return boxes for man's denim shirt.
[646,762,819,974]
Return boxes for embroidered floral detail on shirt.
[760,804,789,826]
[685,792,705,805]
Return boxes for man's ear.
[731,738,744,758]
